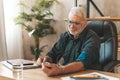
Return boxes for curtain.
[1,0,23,60]
[0,0,8,61]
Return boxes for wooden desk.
[0,63,120,80]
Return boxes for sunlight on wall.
[3,0,23,59]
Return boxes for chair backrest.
[86,21,118,69]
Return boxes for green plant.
[14,0,58,60]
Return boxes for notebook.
[6,59,34,66]
[2,59,39,70]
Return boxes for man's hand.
[42,62,62,76]
[37,56,53,67]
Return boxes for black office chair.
[86,21,120,72]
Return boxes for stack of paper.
[61,72,119,80]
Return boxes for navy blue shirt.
[47,28,100,69]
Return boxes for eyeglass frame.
[64,19,85,26]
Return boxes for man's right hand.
[37,56,53,67]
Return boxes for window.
[3,0,23,59]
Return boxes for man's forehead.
[68,15,84,21]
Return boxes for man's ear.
[83,20,88,27]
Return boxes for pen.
[71,75,101,79]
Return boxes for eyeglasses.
[65,20,85,26]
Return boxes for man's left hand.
[41,62,62,76]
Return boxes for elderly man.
[37,7,100,76]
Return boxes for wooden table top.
[0,62,120,80]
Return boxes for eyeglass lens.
[65,20,82,25]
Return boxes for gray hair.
[68,7,86,20]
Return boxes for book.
[2,59,39,70]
